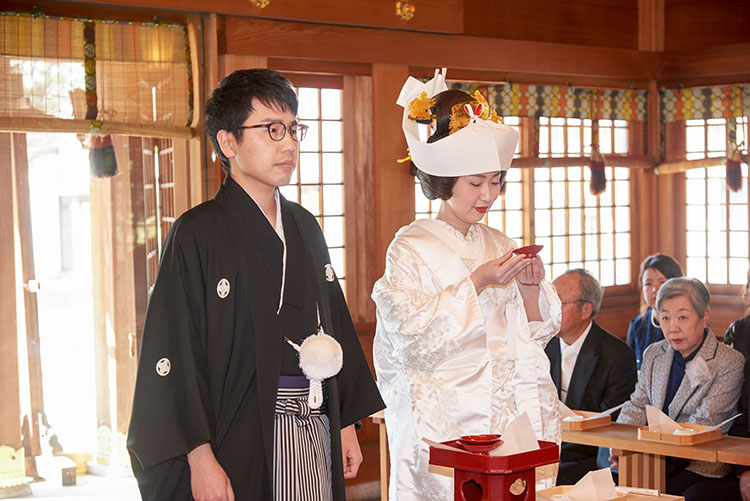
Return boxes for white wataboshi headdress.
[396,68,520,177]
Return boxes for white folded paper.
[565,468,617,501]
[646,405,686,433]
[559,401,624,421]
[591,403,625,419]
[646,405,742,435]
[703,413,742,433]
[489,412,540,456]
[560,401,584,421]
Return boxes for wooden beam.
[0,133,21,450]
[218,55,268,81]
[222,17,658,82]
[511,155,655,169]
[658,43,750,84]
[652,157,725,175]
[50,0,463,34]
[269,59,372,78]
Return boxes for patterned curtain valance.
[448,82,647,122]
[0,12,193,137]
[660,85,750,122]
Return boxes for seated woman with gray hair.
[610,277,745,501]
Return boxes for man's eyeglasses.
[560,299,590,306]
[238,122,309,142]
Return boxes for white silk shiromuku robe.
[372,218,562,501]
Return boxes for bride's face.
[440,171,502,230]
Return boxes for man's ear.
[216,130,236,160]
[582,302,594,320]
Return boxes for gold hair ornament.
[407,92,435,121]
[448,95,503,134]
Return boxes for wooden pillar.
[520,117,536,246]
[638,0,665,52]
[90,170,113,435]
[202,13,222,201]
[186,14,207,209]
[129,138,148,354]
[12,133,44,456]
[0,133,21,450]
[371,64,412,288]
[90,138,141,442]
[631,80,662,282]
[344,75,376,324]
[658,121,687,265]
[173,139,191,217]
[110,137,139,435]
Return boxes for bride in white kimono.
[373,70,562,501]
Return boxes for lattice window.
[142,137,175,295]
[684,118,750,284]
[738,116,749,148]
[538,117,592,158]
[279,87,346,291]
[598,119,629,155]
[533,165,631,286]
[535,118,631,285]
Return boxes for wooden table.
[563,423,750,491]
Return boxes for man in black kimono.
[127,69,385,501]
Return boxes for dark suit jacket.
[546,322,637,470]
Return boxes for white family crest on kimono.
[372,218,562,501]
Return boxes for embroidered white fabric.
[372,219,562,500]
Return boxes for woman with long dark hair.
[626,254,683,369]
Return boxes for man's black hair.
[205,69,298,174]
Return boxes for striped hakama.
[273,377,333,501]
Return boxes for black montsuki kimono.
[127,176,384,500]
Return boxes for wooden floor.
[3,441,384,500]
[3,475,140,500]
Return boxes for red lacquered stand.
[429,440,559,501]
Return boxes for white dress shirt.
[559,321,592,402]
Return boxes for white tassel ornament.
[286,328,343,409]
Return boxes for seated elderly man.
[546,269,637,485]
[611,277,745,501]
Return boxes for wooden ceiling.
[463,0,750,51]
[7,0,750,52]
[5,0,750,86]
